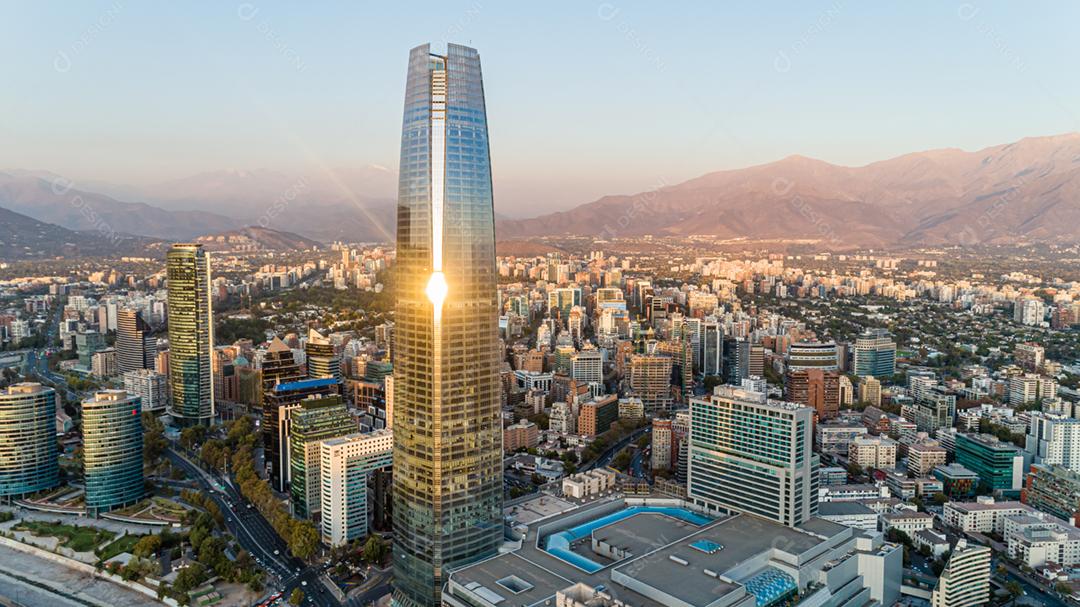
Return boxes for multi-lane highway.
[166,448,342,607]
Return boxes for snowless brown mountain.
[496,133,1080,248]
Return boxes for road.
[343,568,391,607]
[166,449,342,607]
[996,557,1072,607]
[586,426,651,472]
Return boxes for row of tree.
[199,416,322,560]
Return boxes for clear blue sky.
[2,1,1078,215]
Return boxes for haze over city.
[5,2,1080,215]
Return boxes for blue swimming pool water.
[690,539,722,554]
[744,568,797,607]
[542,506,712,573]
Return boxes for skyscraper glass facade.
[116,308,155,375]
[289,395,356,519]
[0,383,59,498]
[166,243,214,425]
[392,43,503,607]
[853,328,897,378]
[83,390,144,514]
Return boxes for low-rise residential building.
[944,497,1035,533]
[817,501,879,530]
[815,420,868,453]
[849,435,898,470]
[908,441,948,477]
[1024,463,1080,525]
[934,463,980,499]
[819,483,889,502]
[913,529,951,560]
[505,420,540,452]
[1005,514,1080,568]
[561,468,617,499]
[881,511,934,535]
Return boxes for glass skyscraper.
[392,43,503,607]
[83,390,144,515]
[0,383,59,499]
[116,308,155,375]
[166,243,214,425]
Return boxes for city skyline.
[0,10,1079,607]
[5,2,1080,215]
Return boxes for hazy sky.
[3,1,1079,216]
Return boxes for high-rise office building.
[76,330,105,369]
[305,328,341,381]
[629,354,674,415]
[548,287,582,325]
[688,386,819,527]
[116,308,156,375]
[723,336,750,385]
[701,319,723,377]
[785,368,841,420]
[261,336,306,490]
[82,390,144,515]
[265,377,341,492]
[954,433,1024,496]
[166,243,214,425]
[0,383,59,498]
[289,395,356,519]
[392,43,503,607]
[787,341,839,371]
[853,328,896,378]
[321,430,394,547]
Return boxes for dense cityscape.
[3,6,1080,607]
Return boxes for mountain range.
[497,133,1080,248]
[0,206,153,260]
[4,133,1080,249]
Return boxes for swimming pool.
[542,506,712,573]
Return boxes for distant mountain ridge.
[0,168,396,243]
[6,132,1080,248]
[0,172,239,239]
[496,133,1080,247]
[193,226,322,251]
[0,205,152,260]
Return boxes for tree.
[289,521,320,560]
[362,535,388,565]
[1005,580,1022,606]
[931,492,948,506]
[180,425,207,450]
[132,534,162,558]
[142,412,167,463]
[289,588,305,606]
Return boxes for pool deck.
[446,497,862,607]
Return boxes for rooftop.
[446,497,860,607]
[818,501,877,517]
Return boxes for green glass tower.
[83,390,144,515]
[392,43,503,607]
[166,243,214,425]
[289,395,356,519]
[0,383,59,499]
